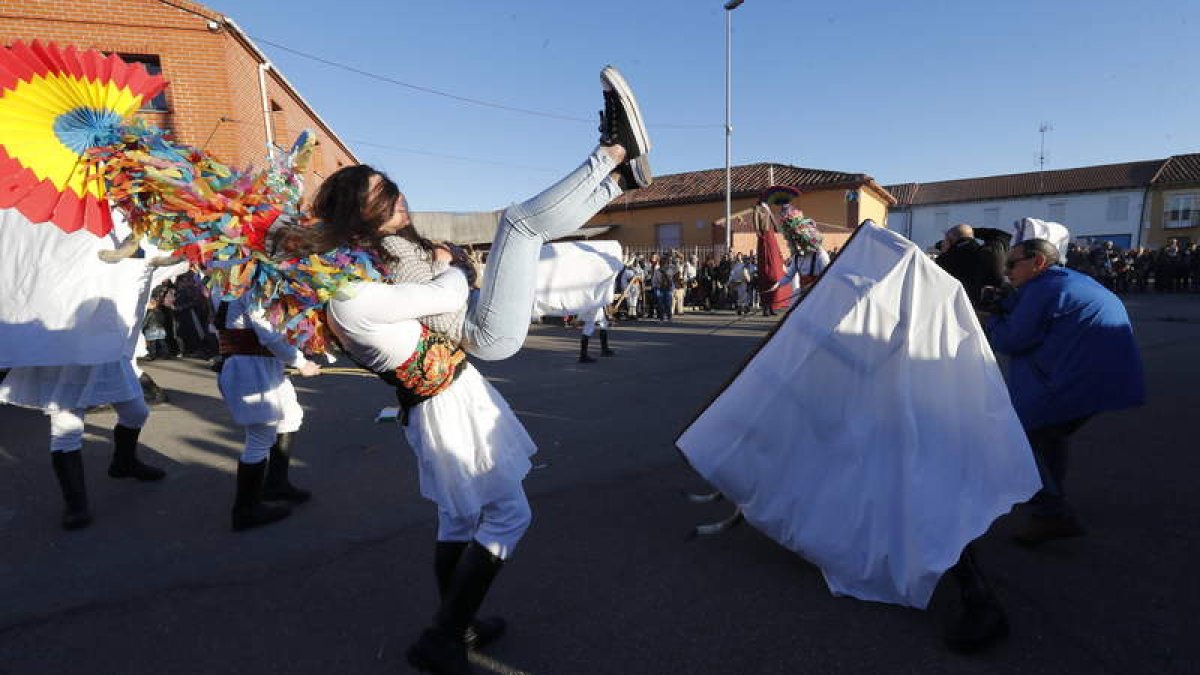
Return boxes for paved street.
[1,295,1196,674]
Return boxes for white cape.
[676,223,1040,609]
[0,208,177,367]
[532,240,622,318]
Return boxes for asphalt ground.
[0,293,1196,674]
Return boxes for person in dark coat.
[935,224,1004,308]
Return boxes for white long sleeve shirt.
[327,268,469,373]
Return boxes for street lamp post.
[724,0,744,253]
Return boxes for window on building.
[655,222,683,250]
[117,54,169,111]
[1165,194,1200,229]
[1107,196,1130,221]
[983,208,1000,229]
[1048,201,1067,223]
[934,211,949,232]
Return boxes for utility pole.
[724,0,744,253]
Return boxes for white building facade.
[905,189,1148,250]
[888,159,1165,250]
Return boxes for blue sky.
[203,0,1199,212]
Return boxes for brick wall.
[0,0,356,199]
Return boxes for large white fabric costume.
[0,208,174,453]
[677,222,1041,608]
[532,240,623,320]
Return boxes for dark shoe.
[944,598,1009,654]
[464,617,507,650]
[262,433,311,504]
[599,65,651,159]
[598,330,615,357]
[1012,515,1085,548]
[616,155,653,189]
[139,372,169,406]
[108,424,166,481]
[406,627,470,675]
[579,336,597,363]
[51,451,91,530]
[231,460,291,532]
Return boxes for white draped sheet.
[677,223,1040,608]
[0,208,184,367]
[532,240,622,318]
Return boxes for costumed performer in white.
[212,293,320,532]
[578,306,615,363]
[317,66,651,674]
[0,253,170,531]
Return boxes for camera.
[978,285,1011,313]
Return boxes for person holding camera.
[936,224,1004,309]
[983,238,1144,547]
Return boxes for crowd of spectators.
[141,270,219,361]
[612,246,840,320]
[1064,238,1200,294]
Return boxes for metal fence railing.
[622,243,730,262]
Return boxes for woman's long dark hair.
[280,165,433,262]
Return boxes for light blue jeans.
[463,146,621,361]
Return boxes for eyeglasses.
[1005,255,1035,270]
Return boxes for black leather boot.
[434,541,506,650]
[944,546,1008,653]
[231,459,291,532]
[262,433,311,504]
[409,541,505,673]
[51,451,91,530]
[108,424,165,481]
[578,336,596,363]
[599,329,615,356]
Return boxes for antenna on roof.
[1038,122,1053,192]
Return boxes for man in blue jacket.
[985,238,1145,547]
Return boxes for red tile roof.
[602,162,890,211]
[1153,153,1200,185]
[885,159,1166,207]
[885,182,920,206]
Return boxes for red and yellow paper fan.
[0,40,167,236]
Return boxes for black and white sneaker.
[617,154,653,189]
[598,65,651,159]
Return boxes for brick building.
[0,0,357,195]
[587,162,895,256]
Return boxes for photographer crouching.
[982,238,1145,547]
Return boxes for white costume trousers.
[49,397,149,454]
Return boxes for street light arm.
[724,0,745,10]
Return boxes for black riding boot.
[231,459,291,532]
[944,545,1008,653]
[108,424,166,481]
[409,541,505,674]
[435,541,507,649]
[599,329,615,356]
[262,432,311,504]
[51,451,91,530]
[578,336,596,363]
